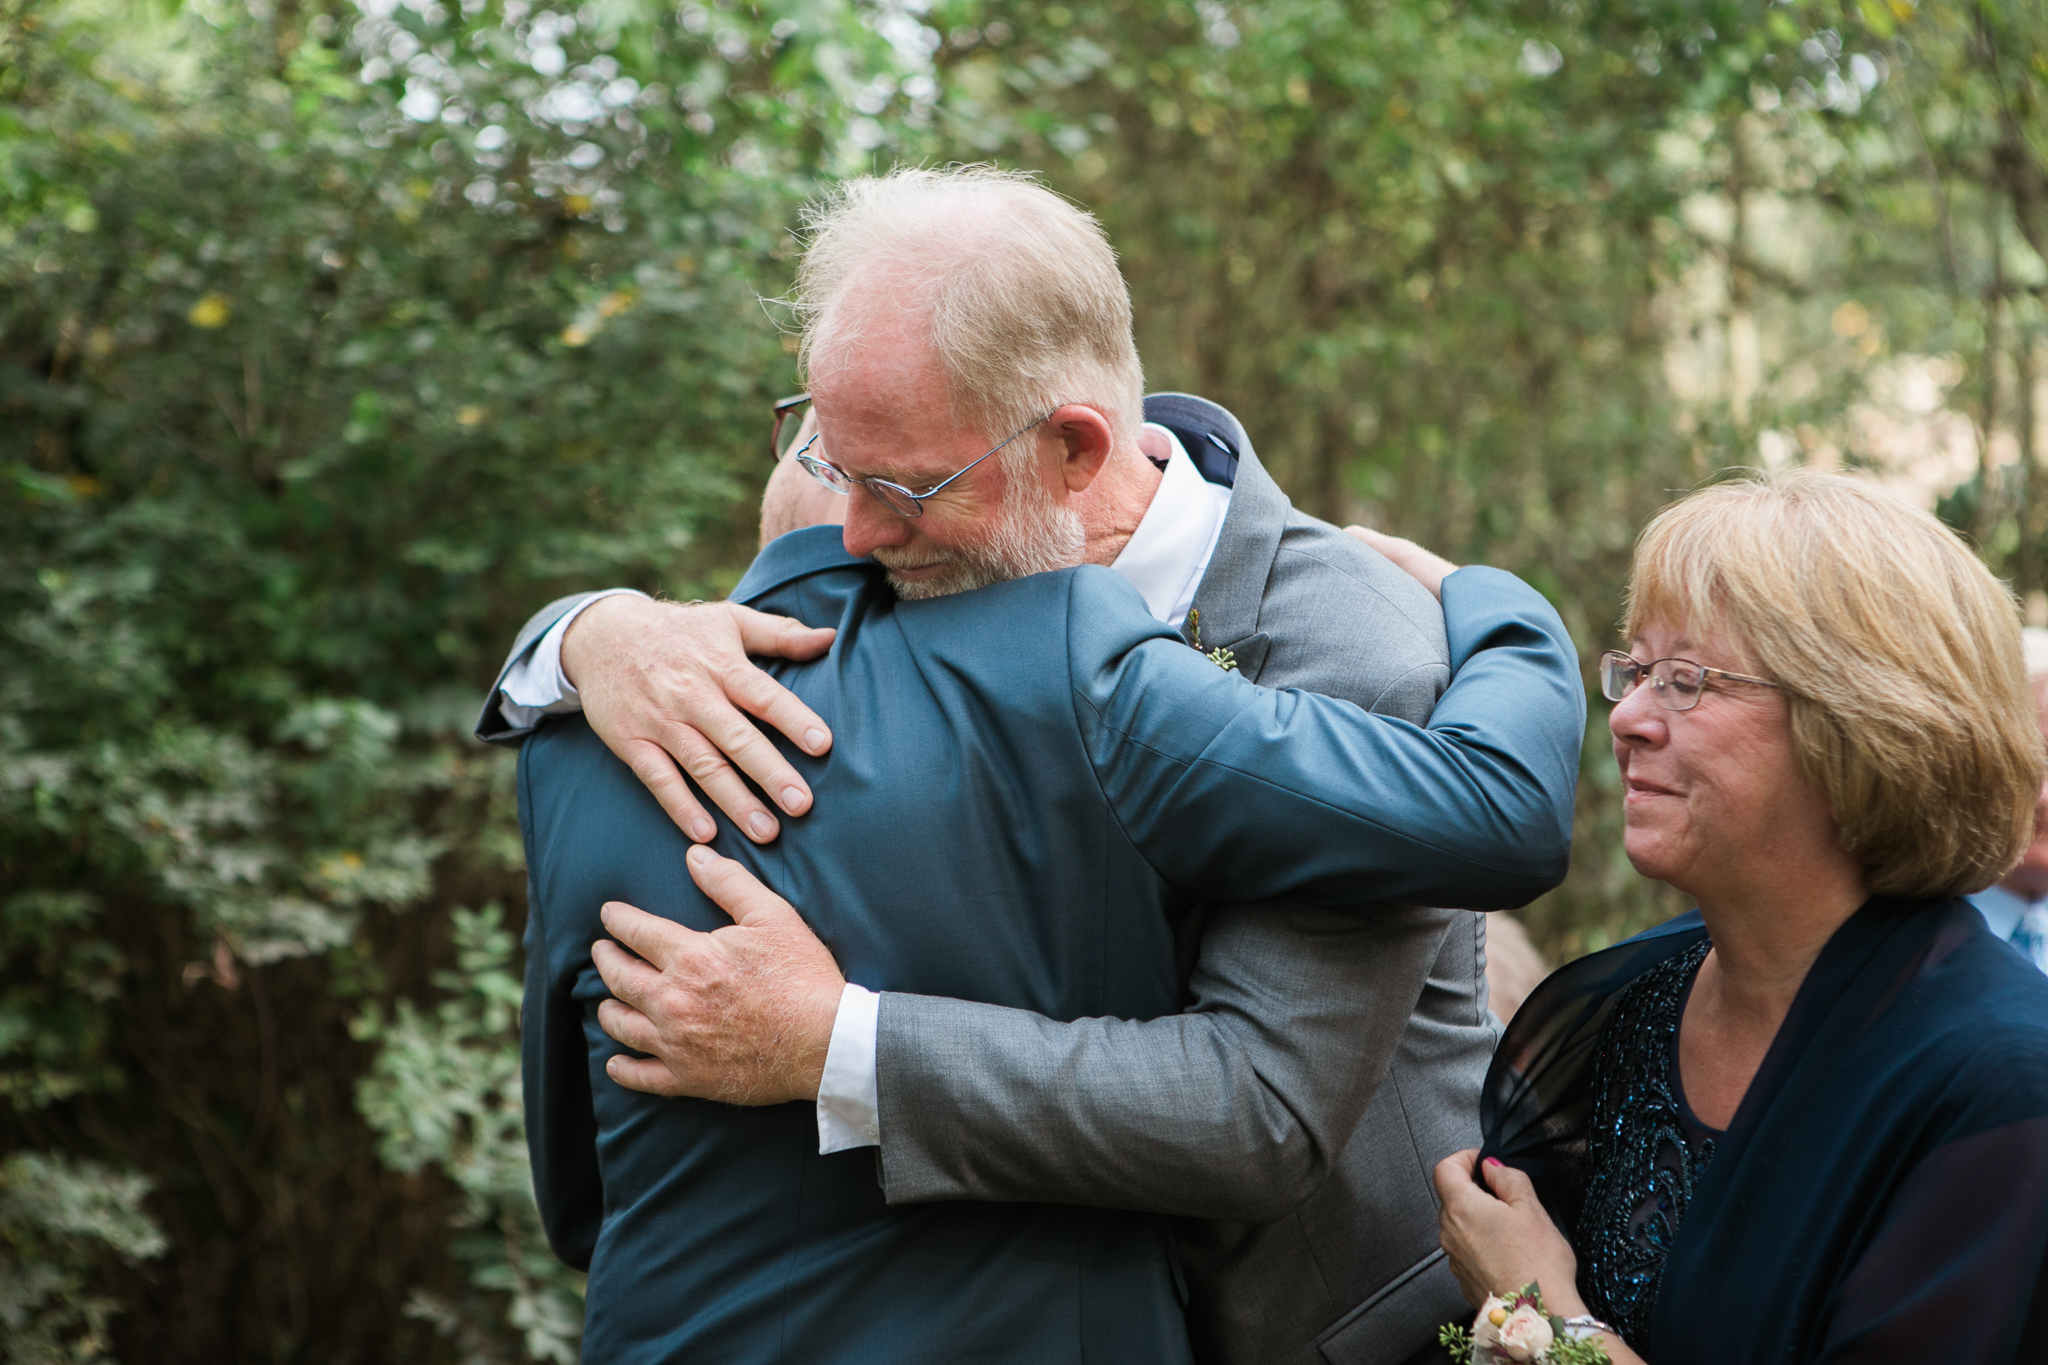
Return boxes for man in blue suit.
[521,530,1577,1363]
[505,168,1586,1364]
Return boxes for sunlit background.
[3,0,2043,1358]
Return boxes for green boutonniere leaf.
[1185,609,1237,671]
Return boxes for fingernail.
[804,728,827,753]
[1484,1157,1503,1168]
[780,786,806,814]
[748,812,775,840]
[686,844,714,866]
[691,818,715,842]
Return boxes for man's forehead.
[809,364,979,470]
[804,408,941,486]
[810,272,932,366]
[808,301,944,399]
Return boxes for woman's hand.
[1434,1150,1584,1313]
[1344,526,1459,600]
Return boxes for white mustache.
[870,549,954,571]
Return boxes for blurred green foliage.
[355,904,579,1362]
[3,0,2044,1359]
[0,1151,165,1363]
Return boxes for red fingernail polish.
[1484,1157,1503,1168]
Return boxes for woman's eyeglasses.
[1599,651,1778,712]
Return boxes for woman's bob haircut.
[1623,469,2044,900]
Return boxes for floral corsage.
[1438,1284,1612,1365]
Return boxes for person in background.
[1434,470,2048,1364]
[1483,912,1550,1025]
[1966,626,2048,973]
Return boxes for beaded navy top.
[1574,938,1721,1344]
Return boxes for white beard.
[872,466,1086,601]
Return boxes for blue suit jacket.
[518,527,1581,1364]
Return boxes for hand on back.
[561,595,837,843]
[594,845,845,1104]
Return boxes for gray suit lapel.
[1170,402,1286,684]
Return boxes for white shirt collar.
[1969,882,2036,942]
[1108,424,1233,628]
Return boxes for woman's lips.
[1624,777,1679,799]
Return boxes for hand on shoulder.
[1344,525,1460,600]
[561,594,837,844]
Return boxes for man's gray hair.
[792,165,1145,445]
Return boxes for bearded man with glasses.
[478,166,1583,1365]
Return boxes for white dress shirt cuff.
[816,982,882,1153]
[494,588,647,730]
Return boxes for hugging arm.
[476,593,837,844]
[1084,565,1583,910]
[475,434,845,841]
[878,901,1452,1216]
[595,558,1580,1218]
[876,565,1579,1212]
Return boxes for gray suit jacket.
[473,395,1500,1364]
[870,395,1492,1365]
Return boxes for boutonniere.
[1439,1284,1612,1364]
[1184,608,1237,672]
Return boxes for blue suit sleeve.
[1075,565,1583,910]
[517,742,604,1271]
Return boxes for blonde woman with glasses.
[1427,470,2048,1364]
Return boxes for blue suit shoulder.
[1918,902,2048,1081]
[731,532,1167,654]
[732,524,883,623]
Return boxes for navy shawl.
[1480,897,2048,1363]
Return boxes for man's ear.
[1049,404,1117,493]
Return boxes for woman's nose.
[1608,675,1667,746]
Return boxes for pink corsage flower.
[1495,1305,1555,1362]
[1440,1282,1609,1365]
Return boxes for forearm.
[477,589,643,744]
[1601,1336,1647,1365]
[1542,1296,1644,1365]
[875,903,1449,1219]
[1090,566,1584,911]
[878,998,1327,1218]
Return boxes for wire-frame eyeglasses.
[783,407,1055,520]
[1599,650,1779,712]
[771,392,813,461]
